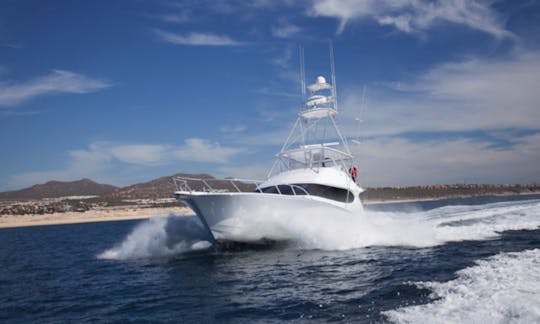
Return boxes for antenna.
[352,86,367,145]
[329,41,338,111]
[299,45,306,99]
[359,85,366,121]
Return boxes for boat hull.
[177,192,362,243]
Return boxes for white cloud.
[154,29,245,46]
[271,22,302,39]
[309,0,513,38]
[9,143,113,189]
[217,163,273,181]
[353,134,540,186]
[0,70,112,107]
[8,139,246,189]
[338,50,540,137]
[220,124,247,133]
[269,45,294,69]
[334,50,540,186]
[1,43,23,49]
[109,144,169,166]
[155,13,191,24]
[73,139,244,165]
[172,138,245,163]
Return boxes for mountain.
[0,179,118,201]
[107,173,215,200]
[107,173,258,200]
[0,173,253,202]
[2,174,540,204]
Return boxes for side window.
[296,183,354,203]
[259,186,294,195]
[291,185,308,195]
[260,186,278,194]
[277,185,294,195]
[259,184,354,203]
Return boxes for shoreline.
[0,206,194,229]
[2,191,539,229]
[363,191,540,205]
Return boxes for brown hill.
[0,178,118,201]
[0,173,255,203]
[107,173,215,200]
[107,173,257,200]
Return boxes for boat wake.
[98,199,540,260]
[384,248,540,323]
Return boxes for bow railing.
[172,176,310,196]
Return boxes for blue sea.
[1,195,540,323]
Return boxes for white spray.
[97,216,212,260]
[98,199,540,260]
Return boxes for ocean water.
[1,195,539,323]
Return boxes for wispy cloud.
[1,43,23,49]
[0,70,112,107]
[108,144,169,166]
[154,13,192,24]
[352,133,540,186]
[217,163,273,181]
[80,140,244,165]
[220,124,247,133]
[9,143,113,190]
[271,22,302,39]
[8,139,246,189]
[309,0,514,38]
[172,138,245,163]
[269,45,294,69]
[337,50,540,186]
[338,50,540,137]
[154,29,245,46]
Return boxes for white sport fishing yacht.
[174,46,363,243]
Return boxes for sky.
[1,0,540,190]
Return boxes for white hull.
[178,192,363,242]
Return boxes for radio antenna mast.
[329,41,338,111]
[299,45,306,99]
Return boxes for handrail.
[277,145,354,160]
[172,176,311,198]
[172,176,263,193]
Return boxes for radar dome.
[316,76,326,84]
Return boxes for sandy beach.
[2,191,539,229]
[0,201,410,229]
[0,206,195,229]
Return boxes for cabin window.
[296,183,354,203]
[258,183,354,203]
[259,185,294,195]
[260,186,279,194]
[277,185,294,195]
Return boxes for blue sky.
[1,0,539,190]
